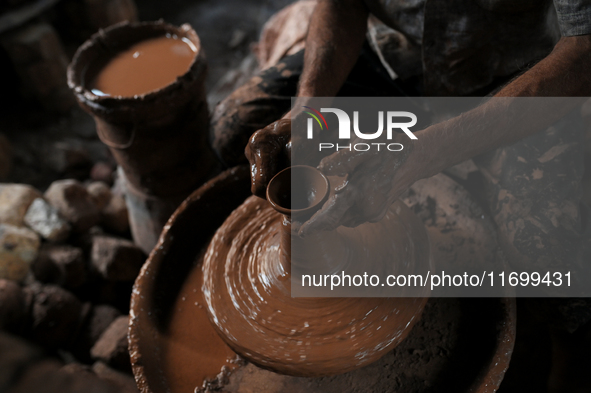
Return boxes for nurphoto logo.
[303,106,418,152]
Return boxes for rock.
[87,182,112,211]
[93,280,135,311]
[0,134,12,180]
[91,236,144,282]
[31,251,61,285]
[24,198,71,242]
[90,162,115,185]
[0,332,42,393]
[59,362,93,376]
[92,361,138,393]
[0,279,26,332]
[86,305,122,346]
[27,283,85,349]
[7,358,121,393]
[72,304,121,361]
[0,184,43,226]
[59,362,135,392]
[0,224,40,281]
[44,180,100,233]
[1,22,74,113]
[3,336,122,393]
[32,245,86,288]
[100,194,129,234]
[90,315,131,373]
[46,142,92,175]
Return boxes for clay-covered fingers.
[246,146,275,198]
[300,157,397,236]
[298,186,358,237]
[244,119,291,198]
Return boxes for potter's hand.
[245,113,323,198]
[245,119,291,198]
[299,137,419,236]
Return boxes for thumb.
[298,189,355,237]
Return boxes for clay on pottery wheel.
[160,251,243,393]
[130,167,515,393]
[202,166,431,377]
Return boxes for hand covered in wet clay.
[299,135,422,237]
[245,114,323,198]
[245,119,291,198]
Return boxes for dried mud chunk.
[100,194,129,234]
[32,244,86,288]
[0,279,26,331]
[91,315,131,373]
[0,224,40,281]
[24,198,71,242]
[44,180,100,233]
[0,184,43,226]
[28,283,84,348]
[91,236,144,281]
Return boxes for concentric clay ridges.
[203,196,428,376]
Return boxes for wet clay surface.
[89,35,196,97]
[161,251,241,393]
[131,167,515,393]
[202,195,428,377]
[223,297,514,393]
[128,166,253,393]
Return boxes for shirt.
[365,0,591,95]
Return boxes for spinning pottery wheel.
[202,166,430,376]
[129,166,516,393]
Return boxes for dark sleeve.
[553,0,591,36]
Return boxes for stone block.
[91,236,144,282]
[24,198,71,242]
[44,180,100,233]
[90,315,131,373]
[0,224,40,281]
[0,184,43,227]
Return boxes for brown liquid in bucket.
[67,21,219,253]
[89,35,196,97]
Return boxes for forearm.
[415,35,591,178]
[497,36,591,98]
[297,0,369,98]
